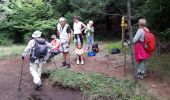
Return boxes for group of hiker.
[21,17,155,91]
[21,16,95,91]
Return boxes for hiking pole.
[18,59,24,91]
[53,57,58,68]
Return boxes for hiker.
[46,35,60,62]
[133,19,151,79]
[85,20,95,51]
[75,44,84,65]
[57,17,72,68]
[73,16,86,45]
[22,30,52,91]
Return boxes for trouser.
[86,35,94,50]
[137,59,147,74]
[74,34,83,45]
[30,63,43,85]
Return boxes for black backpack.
[31,38,48,60]
[111,48,120,54]
[92,44,99,53]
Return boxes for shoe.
[61,62,67,67]
[67,64,71,68]
[77,60,80,65]
[34,84,42,91]
[81,61,84,65]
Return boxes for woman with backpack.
[133,19,151,79]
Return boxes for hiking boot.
[34,84,42,91]
[67,64,71,68]
[61,62,67,67]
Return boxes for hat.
[51,35,57,39]
[89,20,93,24]
[32,30,42,38]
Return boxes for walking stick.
[18,59,24,91]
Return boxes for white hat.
[32,30,42,38]
[89,20,94,24]
[59,17,66,22]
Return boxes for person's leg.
[37,63,43,79]
[76,54,80,64]
[30,63,41,85]
[66,52,70,67]
[138,60,146,79]
[79,34,83,45]
[80,54,84,65]
[87,36,91,51]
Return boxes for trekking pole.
[53,57,58,68]
[18,59,24,91]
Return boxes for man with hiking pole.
[22,30,52,91]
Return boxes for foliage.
[0,0,59,42]
[148,53,170,82]
[48,68,156,100]
[133,0,170,40]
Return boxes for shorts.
[74,34,83,45]
[60,43,70,53]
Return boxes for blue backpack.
[87,51,96,57]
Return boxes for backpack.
[143,28,156,53]
[31,38,48,60]
[87,51,96,57]
[111,48,120,54]
[92,44,99,53]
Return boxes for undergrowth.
[47,68,156,100]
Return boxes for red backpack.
[143,28,156,53]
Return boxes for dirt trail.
[0,58,82,100]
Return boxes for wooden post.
[127,0,138,83]
[121,16,128,77]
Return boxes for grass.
[148,53,170,81]
[105,41,122,53]
[0,45,26,59]
[46,68,158,100]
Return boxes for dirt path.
[0,43,170,100]
[0,58,82,100]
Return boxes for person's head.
[138,19,147,28]
[32,30,42,38]
[76,43,82,49]
[59,17,67,27]
[51,35,57,39]
[73,16,79,23]
[88,20,94,26]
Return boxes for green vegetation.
[148,53,170,81]
[47,68,157,100]
[105,41,122,53]
[0,45,25,59]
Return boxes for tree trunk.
[127,0,138,83]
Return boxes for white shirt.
[73,21,83,34]
[75,48,84,55]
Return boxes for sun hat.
[32,30,42,38]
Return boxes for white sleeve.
[22,40,34,57]
[133,29,143,43]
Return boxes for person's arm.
[133,29,143,43]
[22,40,34,57]
[81,22,87,32]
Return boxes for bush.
[0,31,13,46]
